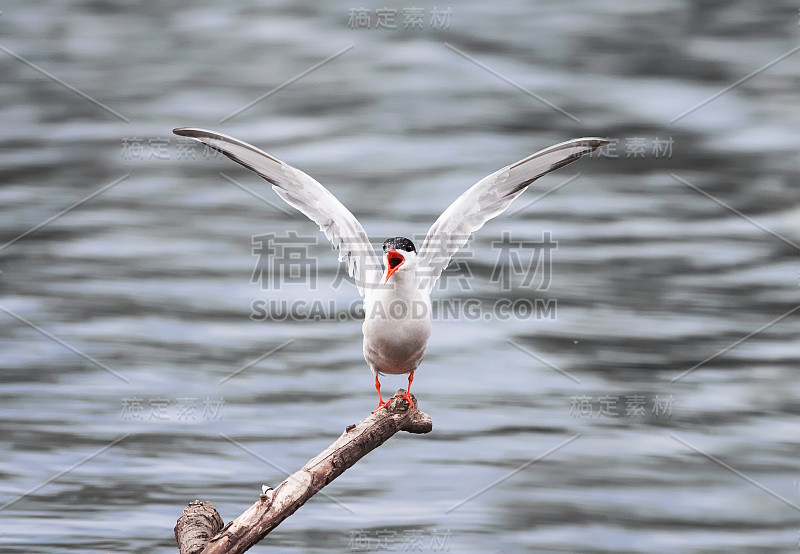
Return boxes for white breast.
[362,285,432,376]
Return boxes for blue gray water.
[1,1,800,552]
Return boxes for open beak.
[385,249,405,282]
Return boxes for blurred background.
[1,1,799,552]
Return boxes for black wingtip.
[173,127,192,137]
[576,137,610,155]
[581,137,610,150]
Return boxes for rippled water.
[1,1,800,552]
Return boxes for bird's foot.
[392,389,414,408]
[371,400,387,413]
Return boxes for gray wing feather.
[418,137,608,292]
[173,127,381,296]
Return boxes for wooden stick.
[175,500,224,554]
[174,390,432,554]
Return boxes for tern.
[173,128,607,411]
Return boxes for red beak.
[385,249,405,282]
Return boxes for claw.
[391,372,415,407]
[372,400,387,413]
[371,371,416,412]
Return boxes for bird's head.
[382,237,417,283]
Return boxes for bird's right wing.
[417,137,608,292]
[173,128,382,296]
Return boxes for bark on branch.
[175,390,432,554]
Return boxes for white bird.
[173,128,607,412]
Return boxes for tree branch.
[175,390,432,554]
[175,500,224,554]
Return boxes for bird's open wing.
[418,137,608,292]
[173,128,382,296]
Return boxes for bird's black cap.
[383,237,416,253]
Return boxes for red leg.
[401,371,415,406]
[371,375,387,413]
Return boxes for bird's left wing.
[173,128,382,296]
[418,137,608,292]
